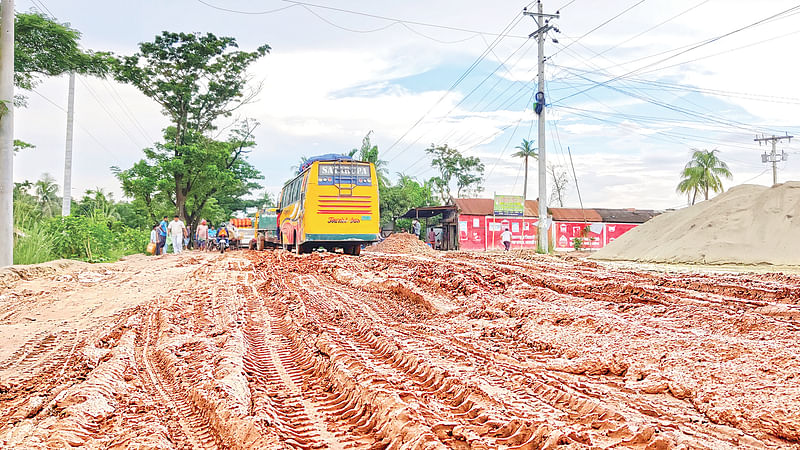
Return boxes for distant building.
[402,198,660,251]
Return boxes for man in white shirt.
[412,219,421,237]
[167,215,187,254]
[501,227,512,251]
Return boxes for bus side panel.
[304,162,380,242]
[282,172,310,245]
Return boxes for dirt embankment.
[2,249,800,448]
[364,232,434,255]
[594,182,800,265]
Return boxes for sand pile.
[593,182,800,265]
[365,233,435,255]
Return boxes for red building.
[402,199,660,251]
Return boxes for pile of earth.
[593,182,800,265]
[365,233,435,255]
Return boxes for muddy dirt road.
[1,250,799,449]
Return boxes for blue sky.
[11,0,800,210]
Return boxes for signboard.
[493,194,524,216]
[486,216,538,250]
[554,222,603,250]
[604,223,638,245]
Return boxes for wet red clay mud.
[2,250,799,449]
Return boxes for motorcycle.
[218,237,229,254]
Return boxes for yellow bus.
[277,155,380,255]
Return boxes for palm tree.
[350,131,389,187]
[676,149,732,205]
[511,139,537,200]
[34,173,60,217]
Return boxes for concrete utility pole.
[524,1,559,253]
[62,72,75,216]
[754,134,792,185]
[0,0,15,267]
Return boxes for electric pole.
[0,0,15,267]
[754,134,792,185]
[62,72,75,216]
[524,1,559,253]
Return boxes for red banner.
[554,222,603,250]
[604,223,638,246]
[458,215,539,250]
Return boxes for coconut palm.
[676,149,732,205]
[34,173,61,217]
[349,131,389,187]
[511,138,537,200]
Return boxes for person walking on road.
[149,224,160,255]
[501,227,512,252]
[168,215,187,254]
[157,216,169,255]
[196,219,209,250]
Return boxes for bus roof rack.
[300,154,353,173]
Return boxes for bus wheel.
[293,232,302,255]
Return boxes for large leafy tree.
[115,120,263,231]
[512,138,537,200]
[380,174,436,227]
[113,32,269,221]
[14,12,111,93]
[425,144,484,203]
[677,149,732,205]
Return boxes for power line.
[549,0,649,59]
[30,89,124,165]
[550,3,800,105]
[382,12,528,159]
[586,0,711,63]
[76,76,147,149]
[195,0,529,39]
[195,0,296,15]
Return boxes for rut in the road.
[3,250,800,448]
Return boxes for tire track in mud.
[266,251,800,448]
[270,260,565,448]
[137,296,221,449]
[242,285,347,449]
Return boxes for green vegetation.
[12,177,148,265]
[425,144,485,203]
[676,149,733,205]
[14,11,111,92]
[112,32,269,230]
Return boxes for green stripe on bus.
[304,233,379,242]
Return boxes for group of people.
[149,215,238,255]
[411,218,443,250]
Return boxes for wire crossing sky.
[13,0,800,210]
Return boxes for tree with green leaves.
[512,138,537,201]
[379,173,436,227]
[113,32,269,221]
[114,120,263,232]
[10,12,111,151]
[14,12,111,93]
[425,144,484,203]
[676,149,732,205]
